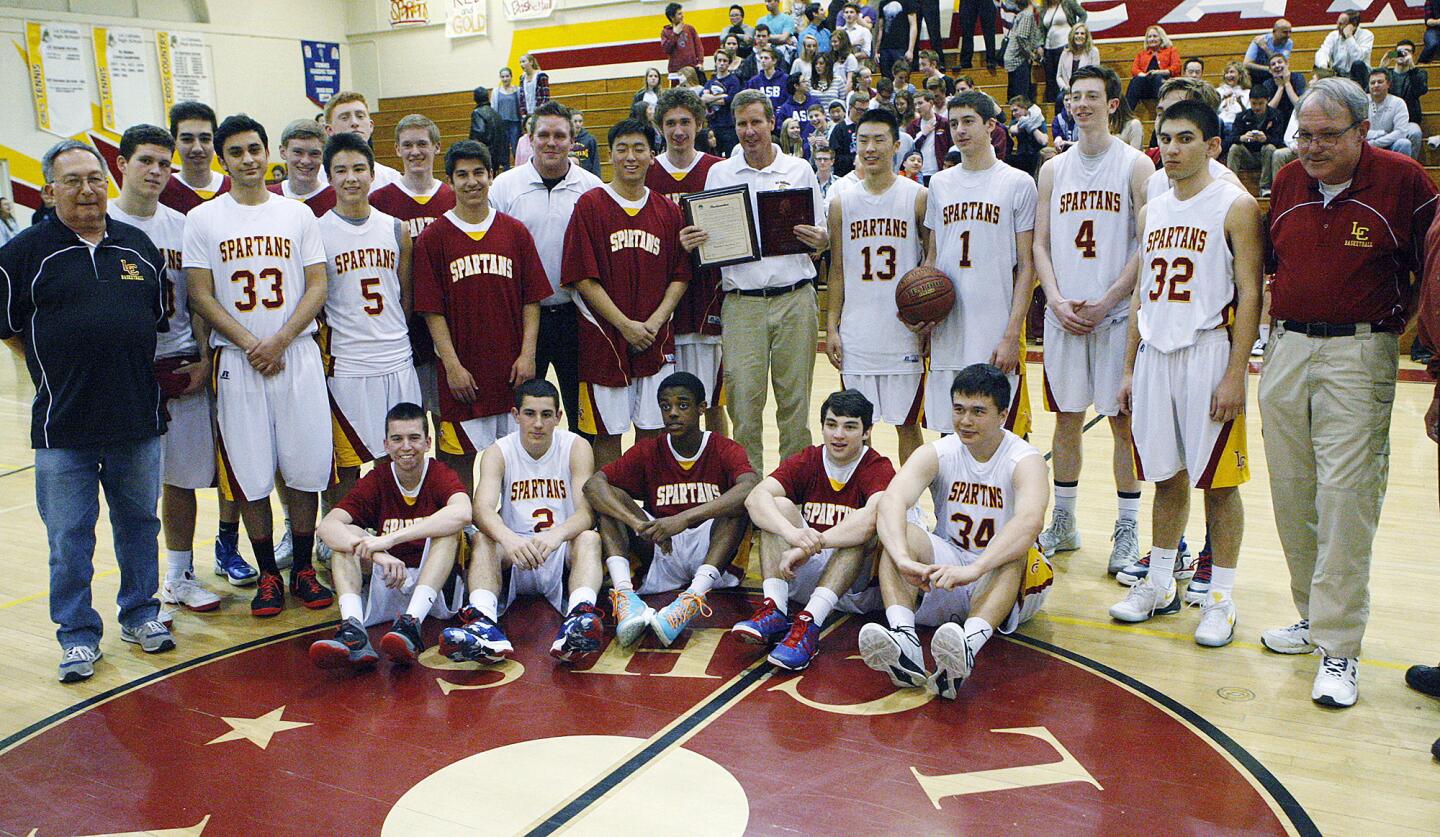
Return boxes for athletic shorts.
[414,358,441,416]
[329,367,423,468]
[1041,315,1128,416]
[637,517,745,595]
[925,367,1031,437]
[360,536,467,628]
[843,372,925,427]
[675,338,724,406]
[913,533,1052,629]
[503,540,568,615]
[787,544,883,614]
[161,387,214,491]
[213,341,332,502]
[439,413,517,456]
[1131,330,1250,489]
[577,365,675,436]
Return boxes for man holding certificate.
[680,89,829,473]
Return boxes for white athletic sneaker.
[929,622,975,700]
[1038,507,1080,557]
[1108,577,1181,623]
[161,571,222,612]
[858,623,929,689]
[1261,619,1316,654]
[1312,654,1358,708]
[1108,518,1140,575]
[1250,336,1267,357]
[1194,592,1236,647]
[274,522,294,570]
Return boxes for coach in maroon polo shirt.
[1259,77,1438,709]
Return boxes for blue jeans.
[36,437,162,649]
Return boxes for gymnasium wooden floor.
[1,347,1437,836]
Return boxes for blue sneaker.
[440,607,513,663]
[767,611,820,671]
[550,603,605,666]
[214,535,258,587]
[610,588,654,648]
[731,597,791,645]
[1116,536,1193,587]
[650,592,710,647]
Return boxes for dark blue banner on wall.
[302,40,341,106]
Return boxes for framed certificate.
[680,185,761,270]
[756,187,815,257]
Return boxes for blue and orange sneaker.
[767,611,820,671]
[650,592,711,647]
[440,607,512,663]
[551,602,604,667]
[610,588,653,648]
[731,597,791,645]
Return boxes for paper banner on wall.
[301,40,341,106]
[446,0,488,37]
[156,31,215,114]
[502,0,552,21]
[25,21,93,138]
[93,27,163,133]
[390,0,431,26]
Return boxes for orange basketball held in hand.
[895,266,955,326]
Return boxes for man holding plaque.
[681,89,829,473]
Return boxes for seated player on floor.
[439,379,606,667]
[733,389,892,671]
[860,364,1053,699]
[311,402,472,669]
[583,372,758,648]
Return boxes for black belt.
[729,278,812,298]
[1280,320,1396,338]
[541,302,576,314]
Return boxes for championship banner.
[25,21,93,139]
[390,0,431,26]
[93,26,162,134]
[502,0,553,21]
[301,40,341,106]
[1080,0,1422,41]
[446,0,489,38]
[156,31,215,115]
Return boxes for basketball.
[894,266,955,325]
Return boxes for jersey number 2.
[532,508,555,532]
[949,512,995,551]
[231,268,285,311]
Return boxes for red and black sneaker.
[251,572,285,618]
[310,617,379,670]
[380,614,424,665]
[289,568,334,610]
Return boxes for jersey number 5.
[949,512,995,552]
[360,277,385,316]
[1074,219,1097,259]
[860,245,898,281]
[1147,256,1194,303]
[231,268,285,311]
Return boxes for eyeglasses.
[1295,120,1361,149]
[54,174,107,190]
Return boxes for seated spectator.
[1314,9,1373,86]
[828,92,868,174]
[812,53,847,106]
[853,65,878,100]
[780,116,807,157]
[1423,1,1440,64]
[1383,39,1427,151]
[1366,68,1419,159]
[746,46,791,110]
[1049,100,1078,153]
[875,76,896,108]
[1006,94,1047,175]
[1054,23,1100,103]
[1266,108,1301,195]
[830,29,861,79]
[917,49,955,96]
[1227,89,1285,195]
[889,114,916,169]
[1254,53,1306,126]
[758,0,798,64]
[1216,60,1251,149]
[737,25,771,80]
[792,31,822,79]
[677,65,705,93]
[900,149,924,180]
[1003,0,1045,102]
[1244,18,1293,87]
[514,115,536,166]
[722,4,756,56]
[634,68,665,108]
[1183,57,1204,79]
[806,103,832,157]
[1126,25,1181,107]
[798,3,831,54]
[814,145,840,197]
[942,146,963,169]
[778,73,821,142]
[1110,91,1145,149]
[907,91,950,182]
[890,59,916,97]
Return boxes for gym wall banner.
[447,0,489,38]
[302,40,342,106]
[94,26,163,133]
[25,21,92,139]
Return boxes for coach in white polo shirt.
[681,88,828,472]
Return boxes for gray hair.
[731,89,775,120]
[41,140,105,184]
[1295,76,1368,124]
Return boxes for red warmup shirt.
[602,432,754,519]
[769,445,896,532]
[1419,215,1440,382]
[647,156,724,339]
[335,460,468,567]
[158,173,231,214]
[266,182,336,217]
[370,181,458,366]
[561,187,692,387]
[1267,143,1438,330]
[412,210,552,419]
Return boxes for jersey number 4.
[1074,220,1097,259]
[860,245,898,281]
[231,268,285,311]
[949,512,995,551]
[1147,256,1194,303]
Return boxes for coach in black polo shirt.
[0,140,175,683]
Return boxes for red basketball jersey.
[334,460,468,567]
[647,154,724,339]
[412,210,552,419]
[602,432,754,519]
[369,181,457,239]
[159,173,231,215]
[267,182,337,217]
[768,445,896,532]
[561,186,691,387]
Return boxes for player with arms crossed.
[825,108,928,463]
[440,379,606,667]
[184,114,334,617]
[584,373,758,647]
[1109,101,1262,647]
[268,120,335,216]
[923,91,1038,439]
[312,402,472,668]
[1033,66,1153,574]
[860,364,1052,698]
[563,118,691,468]
[734,389,892,670]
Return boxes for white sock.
[762,578,790,613]
[805,587,839,626]
[469,589,499,621]
[1210,565,1236,597]
[886,605,916,631]
[1148,546,1177,589]
[1117,493,1141,523]
[339,593,364,623]
[165,549,193,581]
[688,564,722,595]
[963,616,993,657]
[1053,483,1078,516]
[405,585,439,623]
[606,556,634,592]
[1257,323,1270,341]
[567,586,597,612]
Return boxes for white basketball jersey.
[320,209,412,376]
[1048,137,1144,317]
[497,429,579,535]
[837,176,925,374]
[181,193,326,348]
[929,430,1041,555]
[1145,157,1231,201]
[108,203,195,359]
[1138,179,1245,353]
[924,161,1037,369]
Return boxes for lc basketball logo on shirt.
[118,259,145,281]
[1345,221,1373,249]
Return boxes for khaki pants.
[1258,325,1398,658]
[1226,143,1277,189]
[721,284,818,473]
